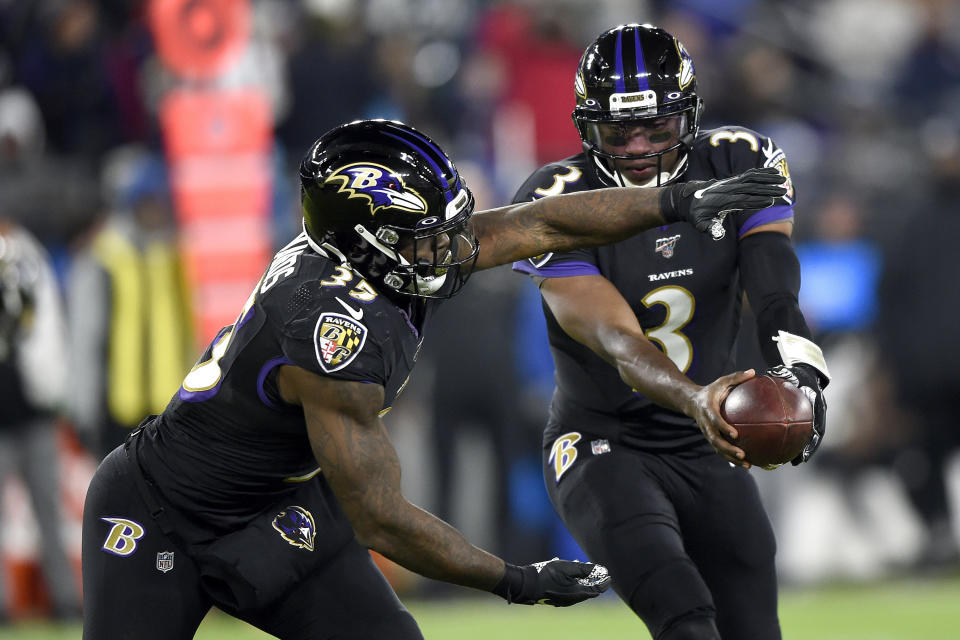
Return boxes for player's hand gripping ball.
[721,374,814,468]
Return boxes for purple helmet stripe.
[407,129,463,195]
[401,126,463,195]
[383,131,456,203]
[614,29,626,94]
[402,127,456,174]
[634,28,650,92]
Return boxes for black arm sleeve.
[739,231,813,366]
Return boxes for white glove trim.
[773,330,831,382]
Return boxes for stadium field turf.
[2,574,957,639]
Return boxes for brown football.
[721,374,814,468]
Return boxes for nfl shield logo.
[591,439,611,455]
[156,551,174,573]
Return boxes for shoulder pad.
[270,263,386,339]
[511,155,589,204]
[694,126,794,203]
[694,126,781,167]
[268,262,396,380]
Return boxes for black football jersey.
[512,126,796,450]
[139,231,429,531]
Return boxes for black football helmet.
[573,24,703,188]
[300,119,479,299]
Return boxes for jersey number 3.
[642,285,695,373]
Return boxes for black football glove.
[492,558,611,606]
[766,363,828,464]
[660,167,788,239]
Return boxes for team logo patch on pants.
[272,506,317,551]
[101,517,145,556]
[548,432,582,483]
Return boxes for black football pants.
[543,424,781,640]
[82,445,423,640]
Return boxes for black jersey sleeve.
[695,126,797,238]
[511,157,589,204]
[509,158,601,283]
[739,231,813,366]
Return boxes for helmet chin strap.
[594,156,624,187]
[596,153,689,188]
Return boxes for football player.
[80,119,785,639]
[512,24,830,640]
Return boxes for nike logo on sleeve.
[335,297,364,321]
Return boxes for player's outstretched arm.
[739,223,830,464]
[470,167,786,270]
[277,365,610,605]
[540,274,752,467]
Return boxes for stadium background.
[0,0,959,637]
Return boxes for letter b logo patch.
[548,432,582,483]
[101,517,145,557]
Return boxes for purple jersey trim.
[512,259,601,278]
[178,326,231,402]
[236,304,255,330]
[257,356,293,409]
[397,307,419,338]
[178,384,219,403]
[738,205,794,238]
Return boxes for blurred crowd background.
[0,0,959,624]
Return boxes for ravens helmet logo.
[324,162,427,217]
